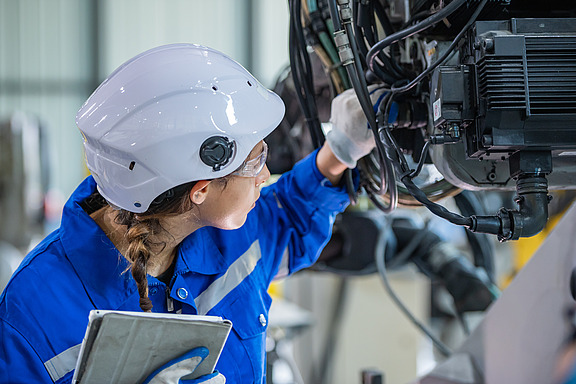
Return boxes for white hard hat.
[76,43,285,213]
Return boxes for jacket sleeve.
[0,319,63,383]
[256,148,355,284]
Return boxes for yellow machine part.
[503,193,576,288]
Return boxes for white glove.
[326,86,386,168]
[143,347,226,384]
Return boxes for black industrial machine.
[281,0,576,241]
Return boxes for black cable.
[374,97,405,171]
[344,16,371,99]
[364,1,406,83]
[371,0,487,226]
[327,0,342,31]
[289,0,325,148]
[352,0,369,63]
[371,63,400,87]
[392,0,489,95]
[376,222,453,357]
[366,0,468,73]
[326,1,373,121]
[386,220,431,269]
[402,174,473,226]
[409,140,431,178]
[348,26,399,210]
[327,0,398,211]
[344,168,357,205]
[348,75,397,208]
[454,191,496,281]
[289,2,312,127]
[292,1,314,89]
[385,126,410,172]
[367,39,406,82]
[354,73,398,212]
[290,1,312,108]
[354,0,404,83]
[380,97,471,226]
[356,2,402,85]
[373,0,394,37]
[401,10,433,30]
[294,0,357,200]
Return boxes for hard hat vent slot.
[247,81,252,87]
[212,85,218,91]
[129,161,136,171]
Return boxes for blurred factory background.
[0,0,288,213]
[1,1,574,384]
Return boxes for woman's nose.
[256,164,270,186]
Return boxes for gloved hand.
[142,347,226,384]
[326,86,386,168]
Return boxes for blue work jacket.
[0,150,351,383]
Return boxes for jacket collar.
[177,227,228,275]
[60,177,228,309]
[60,177,135,309]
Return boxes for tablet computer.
[72,310,232,384]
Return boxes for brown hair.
[114,182,197,312]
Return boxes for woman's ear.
[190,180,212,205]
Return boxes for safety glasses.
[232,141,268,177]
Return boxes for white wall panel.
[252,0,290,87]
[0,0,22,80]
[100,0,251,77]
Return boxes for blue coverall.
[0,149,351,383]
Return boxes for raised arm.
[315,143,349,186]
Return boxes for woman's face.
[196,141,270,230]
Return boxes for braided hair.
[84,175,234,312]
[115,213,162,311]
[84,182,196,312]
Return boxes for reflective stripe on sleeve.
[44,343,82,382]
[195,240,262,315]
[274,246,290,280]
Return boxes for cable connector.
[428,134,460,144]
[333,30,354,66]
[337,0,353,22]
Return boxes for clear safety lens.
[233,141,268,177]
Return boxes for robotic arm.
[286,0,576,240]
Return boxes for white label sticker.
[433,98,441,121]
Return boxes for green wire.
[324,19,351,89]
[307,0,350,89]
[308,0,317,12]
[318,31,350,89]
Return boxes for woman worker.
[0,43,376,383]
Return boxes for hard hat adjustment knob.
[200,136,235,172]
